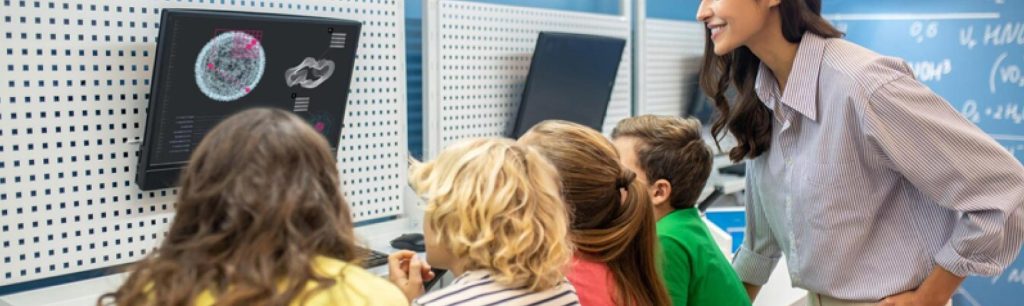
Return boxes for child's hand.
[387,250,435,302]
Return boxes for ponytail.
[519,120,671,306]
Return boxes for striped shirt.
[732,32,1024,301]
[413,270,580,306]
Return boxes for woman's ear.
[766,0,782,8]
[651,179,673,208]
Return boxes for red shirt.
[566,255,617,306]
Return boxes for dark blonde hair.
[99,108,360,306]
[612,115,712,210]
[520,120,670,306]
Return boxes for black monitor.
[136,9,361,190]
[688,80,729,127]
[510,32,626,138]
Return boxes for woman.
[518,120,671,306]
[388,138,579,305]
[98,108,407,306]
[696,0,1024,305]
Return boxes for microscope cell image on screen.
[194,30,266,102]
[285,57,335,89]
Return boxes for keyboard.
[357,247,390,268]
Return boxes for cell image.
[285,57,336,89]
[194,31,266,102]
[306,112,335,135]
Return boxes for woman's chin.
[712,41,735,56]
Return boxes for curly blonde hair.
[410,138,573,291]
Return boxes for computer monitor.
[136,9,361,190]
[688,83,717,127]
[510,32,626,138]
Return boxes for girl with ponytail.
[519,120,670,306]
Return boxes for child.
[518,120,670,306]
[612,115,750,306]
[388,138,579,305]
[99,108,407,306]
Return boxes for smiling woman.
[693,0,1024,305]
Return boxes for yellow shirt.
[193,256,408,306]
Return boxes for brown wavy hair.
[98,108,360,306]
[520,120,670,306]
[701,0,842,161]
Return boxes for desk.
[354,218,426,276]
[0,218,422,306]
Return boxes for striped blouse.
[731,32,1024,301]
[413,270,580,306]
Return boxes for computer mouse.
[390,233,426,252]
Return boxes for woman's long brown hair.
[521,120,670,306]
[701,0,842,161]
[99,108,360,306]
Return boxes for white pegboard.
[423,0,632,157]
[636,18,705,116]
[0,0,406,287]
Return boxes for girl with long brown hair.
[518,120,670,306]
[98,108,407,306]
[697,0,1024,305]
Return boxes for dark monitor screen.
[137,9,361,190]
[510,32,626,138]
[688,80,729,127]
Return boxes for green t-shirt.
[658,208,751,306]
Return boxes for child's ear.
[651,179,672,207]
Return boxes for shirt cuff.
[731,246,780,286]
[934,244,1001,278]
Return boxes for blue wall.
[647,0,698,21]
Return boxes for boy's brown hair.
[612,115,713,210]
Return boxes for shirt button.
[786,159,793,166]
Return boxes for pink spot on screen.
[244,87,251,93]
[207,63,215,70]
[314,122,325,132]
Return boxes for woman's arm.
[731,168,783,302]
[863,74,1024,288]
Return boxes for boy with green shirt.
[612,115,750,306]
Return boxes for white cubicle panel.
[422,0,632,157]
[0,0,407,289]
[635,16,705,117]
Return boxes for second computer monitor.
[510,32,626,138]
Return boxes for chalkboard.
[823,1,1024,305]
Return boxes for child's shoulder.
[657,209,719,253]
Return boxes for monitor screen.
[136,9,361,190]
[510,32,626,138]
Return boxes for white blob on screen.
[194,31,266,102]
[285,57,336,89]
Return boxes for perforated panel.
[425,0,631,155]
[0,0,406,286]
[638,19,704,116]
